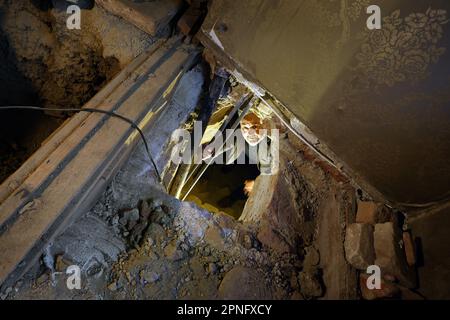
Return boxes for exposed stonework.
[374,223,416,288]
[402,231,416,267]
[356,201,379,224]
[344,223,375,270]
[355,200,392,224]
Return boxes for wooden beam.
[177,6,202,36]
[0,40,170,232]
[0,40,199,289]
[0,40,166,205]
[96,0,183,36]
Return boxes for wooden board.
[0,40,170,232]
[0,40,166,205]
[96,0,183,36]
[0,40,199,289]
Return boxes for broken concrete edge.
[0,43,201,292]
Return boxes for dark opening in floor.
[185,162,260,219]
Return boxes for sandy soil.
[0,0,157,182]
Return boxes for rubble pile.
[344,200,422,300]
[105,197,311,300]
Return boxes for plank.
[96,0,183,36]
[0,41,198,288]
[0,40,166,204]
[0,40,171,233]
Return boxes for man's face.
[240,112,267,146]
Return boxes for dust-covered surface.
[5,127,358,301]
[2,62,358,301]
[1,0,438,302]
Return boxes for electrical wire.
[0,106,163,185]
[256,94,338,169]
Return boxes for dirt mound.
[0,0,156,182]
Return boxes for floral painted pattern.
[355,8,449,87]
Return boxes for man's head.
[240,112,269,146]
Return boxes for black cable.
[0,106,163,185]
